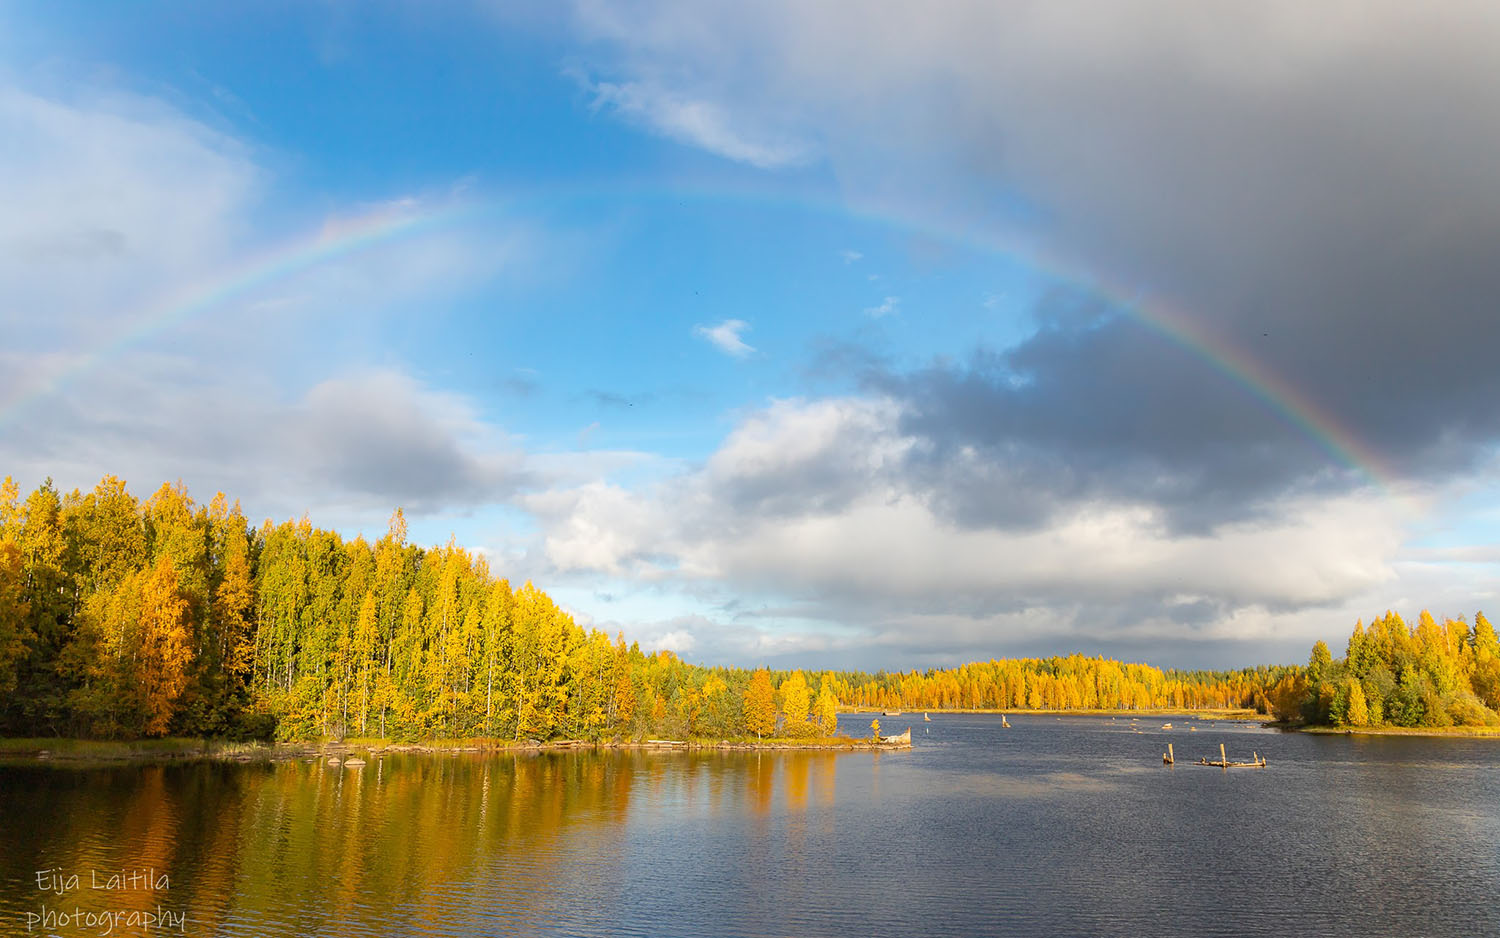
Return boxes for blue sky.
[3,1,1497,670]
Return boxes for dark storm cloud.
[865,296,1349,532]
[945,2,1500,495]
[867,244,1500,532]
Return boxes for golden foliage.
[744,669,777,738]
[779,670,812,736]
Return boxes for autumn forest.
[0,476,1492,741]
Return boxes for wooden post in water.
[1220,743,1227,768]
[1163,742,1174,765]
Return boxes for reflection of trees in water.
[159,762,253,933]
[739,750,838,818]
[786,754,810,813]
[750,752,775,815]
[1,751,849,935]
[0,763,244,932]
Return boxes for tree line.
[1273,610,1500,728]
[1,475,1286,742]
[826,656,1289,714]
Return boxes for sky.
[2,0,1497,671]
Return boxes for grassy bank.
[0,737,273,763]
[0,733,908,765]
[1295,724,1500,738]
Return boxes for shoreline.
[843,707,1268,720]
[10,716,1500,764]
[1292,724,1500,738]
[0,734,911,765]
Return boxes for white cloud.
[705,396,908,497]
[580,75,812,169]
[863,295,899,317]
[839,249,862,263]
[518,393,1438,665]
[698,491,1396,610]
[653,629,697,653]
[581,611,847,666]
[0,84,258,337]
[693,318,755,357]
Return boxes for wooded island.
[1273,612,1500,731]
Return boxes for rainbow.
[0,181,1403,502]
[654,182,1407,496]
[0,198,483,429]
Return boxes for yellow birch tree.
[744,668,776,739]
[780,670,811,736]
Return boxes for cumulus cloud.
[693,318,755,357]
[524,480,661,576]
[863,296,899,318]
[522,394,1426,666]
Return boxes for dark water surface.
[2,715,1497,937]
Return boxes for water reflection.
[2,722,1498,938]
[0,750,853,937]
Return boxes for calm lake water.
[2,714,1498,937]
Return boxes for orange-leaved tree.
[138,555,194,736]
[744,668,776,739]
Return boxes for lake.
[2,714,1497,937]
